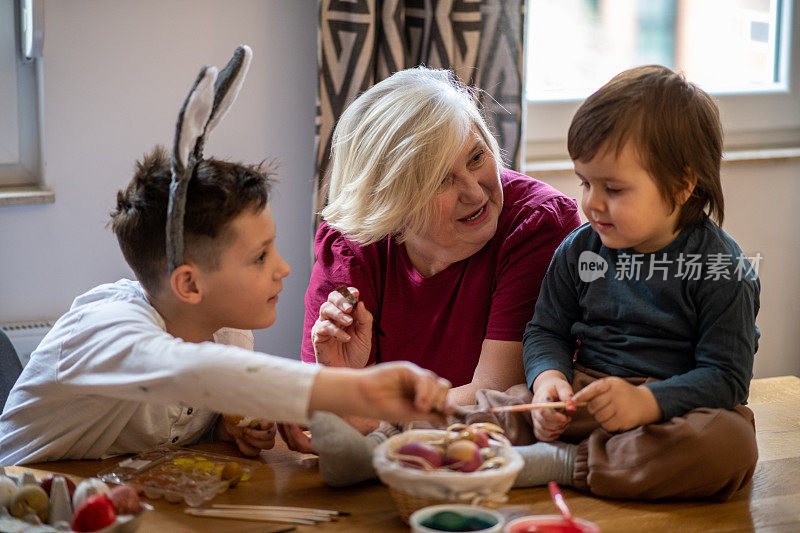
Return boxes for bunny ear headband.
[166,45,253,274]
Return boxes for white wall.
[0,0,318,359]
[536,159,800,380]
[1,0,798,379]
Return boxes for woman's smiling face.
[404,131,503,276]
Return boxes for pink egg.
[108,484,142,515]
[398,441,443,469]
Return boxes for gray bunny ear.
[172,66,218,173]
[205,45,252,134]
[166,66,218,274]
[165,45,253,274]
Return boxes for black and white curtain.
[314,0,526,219]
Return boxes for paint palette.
[97,448,254,507]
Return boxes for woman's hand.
[277,423,314,454]
[279,416,380,455]
[311,287,373,368]
[531,370,574,442]
[572,377,662,432]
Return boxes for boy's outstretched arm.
[309,362,452,424]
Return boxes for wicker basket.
[372,429,523,523]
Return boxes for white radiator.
[1,320,55,367]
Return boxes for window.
[0,0,47,201]
[524,0,800,162]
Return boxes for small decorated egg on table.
[72,478,111,510]
[0,476,17,508]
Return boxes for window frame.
[0,0,48,203]
[523,0,800,164]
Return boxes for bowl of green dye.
[410,504,505,533]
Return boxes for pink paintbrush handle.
[547,481,577,530]
[548,482,574,522]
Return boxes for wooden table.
[7,376,800,532]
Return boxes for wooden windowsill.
[0,186,55,207]
[524,147,800,176]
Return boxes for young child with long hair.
[521,64,760,499]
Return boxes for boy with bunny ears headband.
[0,46,452,465]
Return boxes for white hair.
[321,66,501,244]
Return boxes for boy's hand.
[531,370,574,442]
[358,363,453,423]
[222,418,277,457]
[311,287,372,369]
[309,362,453,424]
[572,377,663,432]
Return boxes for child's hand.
[311,287,373,369]
[531,370,574,442]
[309,361,453,424]
[277,423,314,454]
[572,377,662,432]
[359,362,453,423]
[222,419,277,457]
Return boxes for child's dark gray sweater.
[524,219,761,420]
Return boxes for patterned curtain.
[314,0,526,221]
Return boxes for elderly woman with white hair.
[282,67,580,451]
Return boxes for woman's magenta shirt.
[301,169,580,386]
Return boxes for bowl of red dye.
[505,515,600,533]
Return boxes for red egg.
[470,429,492,448]
[444,440,483,472]
[457,428,492,448]
[397,442,443,469]
[39,474,76,499]
[71,494,116,532]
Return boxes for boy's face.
[198,205,291,330]
[574,142,682,253]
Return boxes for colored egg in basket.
[372,424,523,522]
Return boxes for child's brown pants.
[451,366,758,501]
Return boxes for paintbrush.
[488,400,587,413]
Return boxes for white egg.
[72,478,110,510]
[0,476,17,508]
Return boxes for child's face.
[198,205,291,330]
[574,142,682,253]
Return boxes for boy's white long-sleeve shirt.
[0,279,319,465]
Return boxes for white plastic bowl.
[504,514,601,533]
[410,504,505,533]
